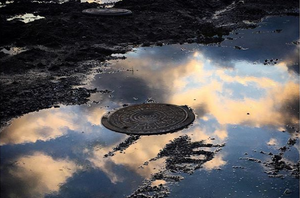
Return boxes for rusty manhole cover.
[82,8,132,16]
[101,103,195,135]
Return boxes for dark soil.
[0,0,298,127]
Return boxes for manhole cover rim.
[101,103,195,135]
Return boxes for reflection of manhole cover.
[101,103,195,135]
[82,8,132,16]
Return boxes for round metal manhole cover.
[101,103,195,135]
[82,8,132,16]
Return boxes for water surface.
[0,16,299,198]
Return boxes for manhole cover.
[82,8,132,16]
[101,103,195,135]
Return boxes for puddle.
[0,16,299,198]
[7,13,45,23]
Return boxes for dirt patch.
[104,135,140,157]
[0,0,298,127]
[127,135,225,197]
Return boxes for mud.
[0,0,298,126]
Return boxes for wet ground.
[0,0,299,126]
[1,14,299,198]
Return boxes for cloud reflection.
[89,133,180,181]
[111,47,298,132]
[203,153,227,170]
[89,125,228,182]
[105,45,298,132]
[164,56,299,130]
[267,138,278,146]
[0,109,75,145]
[1,152,78,198]
[0,106,108,145]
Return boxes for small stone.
[234,46,242,50]
[272,155,282,162]
[284,189,291,194]
[287,138,296,146]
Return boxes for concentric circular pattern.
[82,8,132,16]
[101,103,195,135]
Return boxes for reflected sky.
[0,16,299,198]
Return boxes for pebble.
[284,188,292,194]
